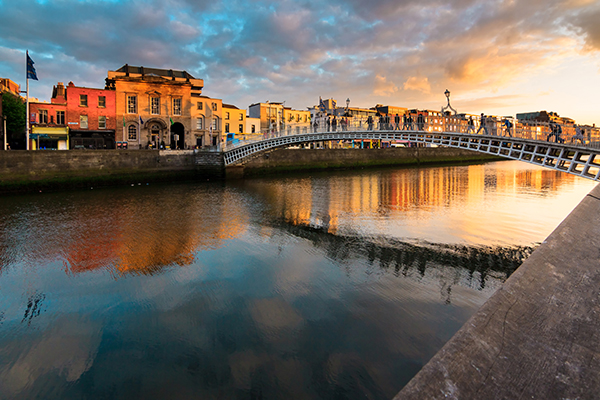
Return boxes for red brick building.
[29,84,68,150]
[65,81,116,149]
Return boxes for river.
[0,160,596,399]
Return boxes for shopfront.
[31,126,69,150]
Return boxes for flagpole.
[26,58,30,151]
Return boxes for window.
[212,102,217,112]
[173,98,181,116]
[99,116,106,129]
[197,102,203,110]
[251,125,256,133]
[239,124,243,133]
[151,97,160,114]
[127,95,137,114]
[80,94,88,107]
[225,112,230,120]
[212,119,217,130]
[98,96,106,108]
[196,118,203,130]
[128,125,137,140]
[39,109,48,124]
[239,114,244,121]
[80,115,88,129]
[225,123,230,133]
[56,111,65,125]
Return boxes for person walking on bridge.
[476,113,489,135]
[402,113,410,130]
[467,116,475,133]
[572,124,585,145]
[367,115,374,131]
[502,118,513,137]
[394,114,400,130]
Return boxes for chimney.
[125,64,129,77]
[141,66,144,77]
[56,82,65,97]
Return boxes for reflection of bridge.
[224,123,600,181]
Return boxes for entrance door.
[170,122,185,149]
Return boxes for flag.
[319,97,326,112]
[139,116,144,125]
[331,99,336,109]
[170,117,174,125]
[122,117,126,127]
[26,51,38,80]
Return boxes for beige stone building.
[106,64,222,149]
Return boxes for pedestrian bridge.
[223,123,600,181]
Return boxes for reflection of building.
[105,65,215,150]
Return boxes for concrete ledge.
[394,183,600,399]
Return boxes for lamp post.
[2,114,7,150]
[346,98,350,115]
[441,89,457,115]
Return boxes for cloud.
[403,76,431,93]
[0,0,598,122]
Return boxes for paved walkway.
[395,183,600,399]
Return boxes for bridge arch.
[223,129,600,182]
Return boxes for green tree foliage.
[2,92,26,146]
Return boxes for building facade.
[105,65,220,149]
[28,84,68,150]
[65,82,116,149]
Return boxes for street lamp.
[441,88,457,115]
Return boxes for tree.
[1,92,26,149]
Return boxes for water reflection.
[0,161,596,399]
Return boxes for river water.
[0,160,596,399]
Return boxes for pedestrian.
[394,114,400,130]
[408,114,414,130]
[403,113,410,130]
[326,117,331,132]
[502,118,513,137]
[572,124,585,145]
[313,119,319,133]
[417,114,425,131]
[467,116,475,133]
[332,116,338,132]
[367,115,374,131]
[476,113,488,135]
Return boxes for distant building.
[249,102,284,131]
[516,111,574,125]
[0,78,20,97]
[105,64,216,149]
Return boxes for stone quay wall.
[238,147,503,177]
[0,150,223,193]
[0,147,501,193]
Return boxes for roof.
[115,65,196,80]
[222,103,239,109]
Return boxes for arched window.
[128,125,137,141]
[151,124,160,136]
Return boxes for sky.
[1,0,599,125]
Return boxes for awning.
[31,126,69,139]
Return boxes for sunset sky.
[1,0,599,124]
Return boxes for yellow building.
[106,64,222,149]
[192,95,223,148]
[223,103,246,137]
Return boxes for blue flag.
[26,51,38,80]
[319,96,326,112]
[139,116,144,125]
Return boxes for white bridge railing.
[222,119,600,181]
